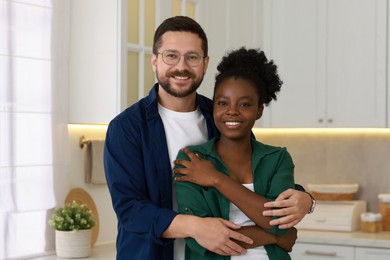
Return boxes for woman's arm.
[174,148,288,230]
[236,226,297,252]
[175,167,295,254]
[174,148,271,229]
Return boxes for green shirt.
[175,137,295,260]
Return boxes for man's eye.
[165,53,178,59]
[217,101,227,106]
[239,103,250,108]
[187,55,199,61]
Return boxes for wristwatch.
[306,192,316,214]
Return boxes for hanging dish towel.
[83,139,106,184]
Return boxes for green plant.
[49,201,96,231]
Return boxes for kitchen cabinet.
[262,0,387,128]
[291,242,390,260]
[292,230,390,260]
[355,247,390,259]
[290,243,355,259]
[68,0,127,124]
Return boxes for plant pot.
[55,229,91,258]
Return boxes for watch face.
[306,192,316,214]
[309,199,316,214]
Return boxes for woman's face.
[213,78,263,140]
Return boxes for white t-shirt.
[230,183,269,260]
[158,103,208,260]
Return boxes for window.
[0,0,69,258]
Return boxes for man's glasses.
[158,50,205,67]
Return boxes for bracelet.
[305,191,316,214]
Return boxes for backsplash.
[66,126,390,245]
[254,129,390,212]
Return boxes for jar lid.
[378,193,390,203]
[361,212,382,222]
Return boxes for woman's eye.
[239,103,250,108]
[217,101,227,106]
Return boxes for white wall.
[67,125,117,245]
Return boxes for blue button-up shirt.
[104,84,219,260]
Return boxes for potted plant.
[49,200,96,258]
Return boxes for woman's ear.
[256,105,264,119]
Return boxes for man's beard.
[156,68,204,98]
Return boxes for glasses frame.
[157,50,206,67]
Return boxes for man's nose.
[175,56,190,69]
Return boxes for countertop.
[31,243,116,259]
[296,229,390,248]
[31,230,390,259]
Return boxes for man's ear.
[151,53,157,73]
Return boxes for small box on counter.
[296,200,367,232]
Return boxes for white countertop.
[297,229,390,248]
[31,230,390,259]
[31,243,116,259]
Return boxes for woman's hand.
[263,189,312,229]
[276,227,297,252]
[173,148,223,187]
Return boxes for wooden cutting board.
[65,188,99,246]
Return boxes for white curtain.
[0,0,70,258]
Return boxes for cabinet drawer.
[291,243,354,259]
[355,247,390,260]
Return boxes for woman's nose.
[226,105,239,115]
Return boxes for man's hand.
[263,189,312,229]
[191,217,253,256]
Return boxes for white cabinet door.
[290,243,355,259]
[68,0,124,124]
[262,0,324,128]
[263,0,387,128]
[355,247,390,260]
[200,0,263,101]
[325,0,387,127]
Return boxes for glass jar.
[378,193,390,231]
[360,212,382,232]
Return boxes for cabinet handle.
[318,118,324,123]
[327,118,333,123]
[304,250,337,257]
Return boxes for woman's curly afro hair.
[214,47,282,106]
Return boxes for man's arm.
[162,214,252,256]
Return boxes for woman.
[174,48,297,259]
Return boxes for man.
[104,16,314,260]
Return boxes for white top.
[230,183,269,260]
[158,103,208,260]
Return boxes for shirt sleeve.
[104,118,177,246]
[174,149,212,256]
[264,148,295,236]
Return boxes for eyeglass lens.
[161,50,203,66]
